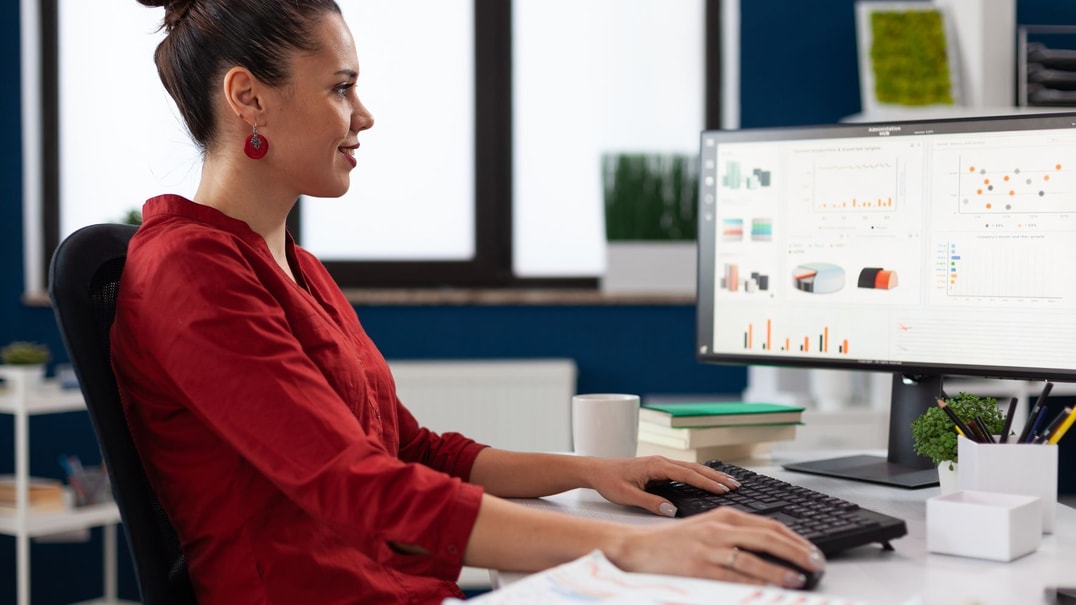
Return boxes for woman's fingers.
[722,547,812,588]
[595,456,825,588]
[612,507,825,590]
[641,456,743,493]
[682,509,826,585]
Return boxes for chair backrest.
[49,223,198,605]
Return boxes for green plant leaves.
[602,153,698,241]
[911,392,1006,465]
[869,10,954,106]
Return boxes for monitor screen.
[695,112,1076,487]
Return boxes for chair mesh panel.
[86,255,194,601]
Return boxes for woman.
[112,1,824,603]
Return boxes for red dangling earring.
[244,123,270,160]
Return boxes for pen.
[1047,406,1076,445]
[936,398,979,443]
[57,455,73,475]
[1021,406,1050,444]
[1032,406,1071,444]
[999,397,1017,444]
[973,416,996,443]
[1016,382,1053,443]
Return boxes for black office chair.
[49,223,198,605]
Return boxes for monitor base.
[783,454,939,489]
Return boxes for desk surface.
[493,451,1076,605]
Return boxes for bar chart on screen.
[810,159,900,213]
[939,236,1071,301]
[736,318,854,355]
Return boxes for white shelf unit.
[0,366,135,605]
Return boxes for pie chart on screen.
[792,263,845,294]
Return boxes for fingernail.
[726,476,742,488]
[659,502,678,517]
[809,551,825,570]
[784,572,806,588]
[716,483,730,493]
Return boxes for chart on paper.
[459,550,871,605]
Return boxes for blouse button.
[447,544,459,556]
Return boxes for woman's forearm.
[468,448,597,498]
[462,493,632,572]
[461,492,825,590]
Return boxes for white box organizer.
[927,490,1042,561]
[957,435,1058,533]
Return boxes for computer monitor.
[696,111,1076,488]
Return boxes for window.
[513,0,708,277]
[302,3,475,263]
[27,0,721,291]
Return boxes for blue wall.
[739,0,1076,128]
[2,1,1075,603]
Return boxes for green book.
[639,401,805,428]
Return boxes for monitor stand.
[783,374,941,489]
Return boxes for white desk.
[492,451,1076,605]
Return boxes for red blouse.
[111,195,487,604]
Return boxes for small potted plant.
[0,341,51,389]
[1,341,50,366]
[601,152,699,294]
[911,392,1005,492]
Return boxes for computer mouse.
[748,549,824,590]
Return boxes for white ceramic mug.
[571,393,640,458]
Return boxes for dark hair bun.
[137,0,196,30]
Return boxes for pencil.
[937,398,979,443]
[973,416,996,444]
[1047,406,1076,445]
[999,397,1017,444]
[965,415,989,443]
[1016,382,1054,444]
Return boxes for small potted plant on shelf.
[911,392,1005,493]
[1,341,50,366]
[0,341,51,388]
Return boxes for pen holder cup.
[68,466,112,508]
[957,435,1057,533]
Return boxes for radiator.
[387,358,578,453]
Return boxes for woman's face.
[263,12,373,199]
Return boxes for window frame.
[38,0,723,290]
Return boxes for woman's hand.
[606,507,826,589]
[583,455,741,517]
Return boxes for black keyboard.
[645,460,907,555]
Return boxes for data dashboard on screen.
[697,112,1076,381]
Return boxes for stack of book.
[0,476,66,514]
[636,401,805,463]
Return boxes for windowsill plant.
[601,153,699,294]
